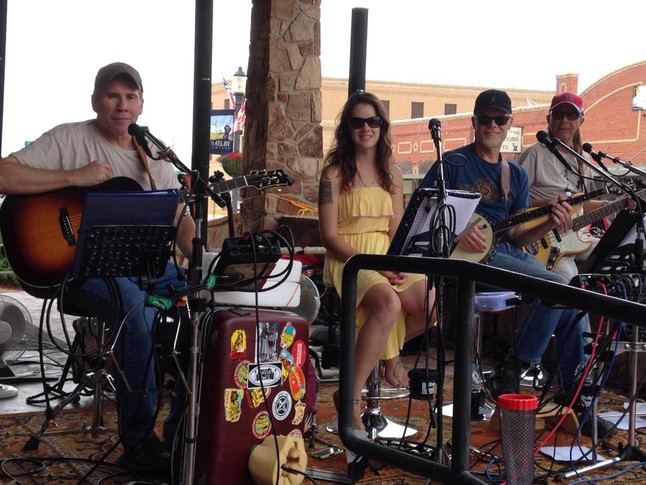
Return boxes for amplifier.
[220,234,282,265]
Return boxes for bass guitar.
[0,170,292,296]
[524,188,646,271]
[450,188,609,263]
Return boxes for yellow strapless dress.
[323,187,426,360]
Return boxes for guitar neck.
[210,176,248,194]
[491,187,609,234]
[572,189,646,231]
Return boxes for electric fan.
[293,275,321,324]
[0,295,34,398]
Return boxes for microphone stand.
[608,155,646,178]
[427,119,450,466]
[131,124,217,485]
[542,134,646,476]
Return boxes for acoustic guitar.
[449,188,609,263]
[524,189,646,271]
[0,170,292,296]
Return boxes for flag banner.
[223,77,237,109]
[210,109,235,154]
[233,100,246,132]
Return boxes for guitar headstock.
[246,169,294,190]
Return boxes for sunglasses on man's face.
[348,116,382,129]
[476,114,511,126]
[550,111,581,121]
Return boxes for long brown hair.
[323,91,394,192]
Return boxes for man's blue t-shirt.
[419,143,530,227]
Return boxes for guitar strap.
[500,157,511,205]
[133,138,157,190]
[576,158,588,194]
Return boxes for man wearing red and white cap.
[518,91,609,282]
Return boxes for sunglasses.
[348,116,382,129]
[476,114,511,126]
[551,111,581,121]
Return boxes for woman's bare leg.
[352,283,401,428]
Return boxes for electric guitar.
[524,189,646,271]
[0,170,292,296]
[450,188,609,263]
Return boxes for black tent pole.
[0,0,8,156]
[192,0,214,244]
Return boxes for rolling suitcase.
[194,307,310,484]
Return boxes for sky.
[2,0,645,160]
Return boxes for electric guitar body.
[524,188,645,271]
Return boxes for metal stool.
[361,362,417,439]
[323,285,417,439]
[472,291,521,420]
[24,310,115,451]
[326,360,417,439]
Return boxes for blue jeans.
[489,242,587,389]
[66,262,186,447]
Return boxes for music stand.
[388,187,480,257]
[386,187,479,464]
[71,189,179,285]
[578,210,646,274]
[574,211,646,471]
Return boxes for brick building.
[212,60,646,193]
[391,61,646,192]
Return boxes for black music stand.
[578,210,646,274]
[387,187,480,257]
[574,210,646,472]
[386,187,480,464]
[25,189,180,455]
[71,189,179,287]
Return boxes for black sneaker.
[519,363,549,389]
[120,435,171,476]
[485,360,520,399]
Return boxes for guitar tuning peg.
[209,170,225,183]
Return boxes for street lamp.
[231,66,247,153]
[230,66,247,214]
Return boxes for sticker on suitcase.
[224,388,244,422]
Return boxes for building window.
[382,99,390,117]
[411,102,424,119]
[445,103,457,115]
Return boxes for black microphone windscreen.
[536,130,551,144]
[128,123,142,137]
[429,118,441,131]
[582,143,593,154]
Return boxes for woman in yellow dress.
[318,91,436,429]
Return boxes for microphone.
[128,123,154,158]
[536,130,558,152]
[429,118,442,143]
[128,123,168,158]
[581,142,612,174]
[581,143,601,162]
[582,143,626,164]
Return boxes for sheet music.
[388,188,481,256]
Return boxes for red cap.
[498,393,538,411]
[549,92,584,115]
